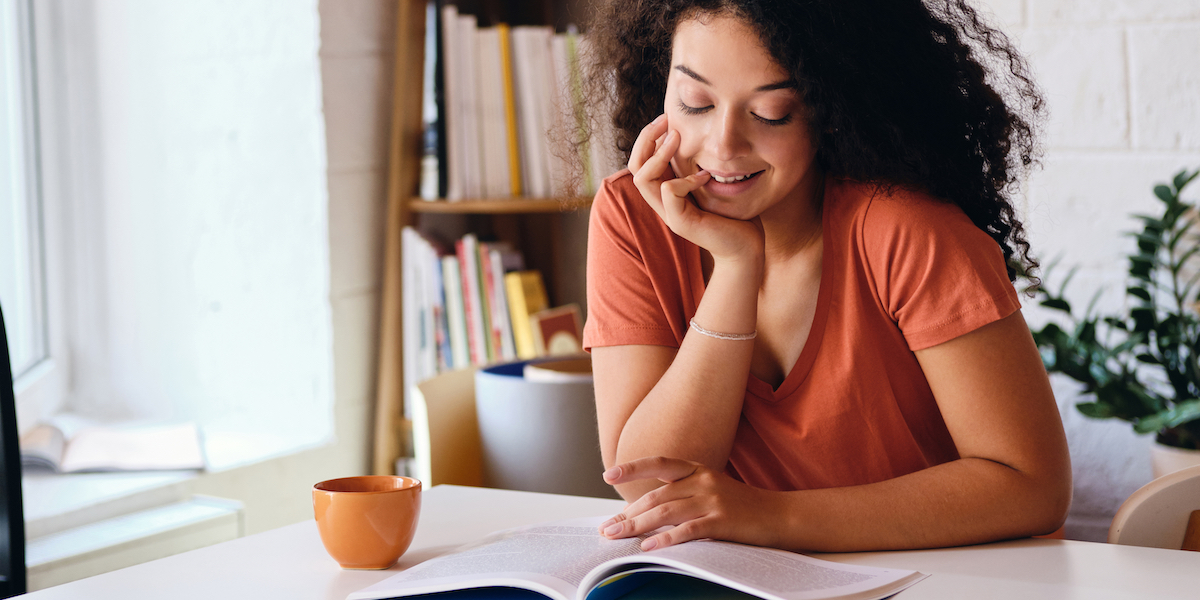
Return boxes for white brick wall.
[981,0,1200,541]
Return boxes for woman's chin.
[695,197,754,221]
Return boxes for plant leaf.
[1155,184,1176,203]
[1077,401,1117,419]
[1173,169,1199,193]
[1127,286,1152,302]
[1133,399,1200,434]
[1040,298,1071,312]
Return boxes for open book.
[349,517,926,600]
[19,416,205,474]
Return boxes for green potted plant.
[1030,168,1200,477]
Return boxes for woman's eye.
[677,101,711,116]
[753,113,793,126]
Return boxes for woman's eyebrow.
[673,64,796,92]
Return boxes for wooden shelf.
[409,197,592,214]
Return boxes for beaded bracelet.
[689,317,757,341]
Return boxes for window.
[9,0,335,470]
[0,0,46,381]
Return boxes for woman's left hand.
[598,456,775,550]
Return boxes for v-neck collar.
[688,190,832,403]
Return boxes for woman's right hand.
[629,115,765,266]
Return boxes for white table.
[21,485,1200,599]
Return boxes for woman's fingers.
[661,170,711,225]
[628,114,668,174]
[603,456,699,486]
[632,128,682,219]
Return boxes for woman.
[580,0,1072,553]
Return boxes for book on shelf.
[531,303,584,357]
[427,7,621,201]
[441,255,470,369]
[347,516,927,600]
[20,415,205,473]
[419,0,444,201]
[410,226,554,381]
[505,270,550,360]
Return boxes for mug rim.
[313,475,422,494]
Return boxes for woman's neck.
[760,168,825,263]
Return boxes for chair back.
[0,305,26,597]
[1109,463,1200,551]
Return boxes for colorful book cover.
[497,23,523,197]
[504,270,550,360]
[530,304,584,356]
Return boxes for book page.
[59,422,205,473]
[349,518,643,600]
[19,424,66,471]
[581,539,926,600]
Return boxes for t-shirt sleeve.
[859,193,1021,351]
[583,174,681,351]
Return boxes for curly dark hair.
[579,0,1043,283]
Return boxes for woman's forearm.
[756,456,1071,552]
[613,256,762,497]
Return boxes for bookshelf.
[409,197,587,214]
[373,1,594,475]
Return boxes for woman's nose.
[708,109,750,162]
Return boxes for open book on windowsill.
[19,415,206,474]
[348,516,926,600]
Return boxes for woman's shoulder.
[591,168,671,238]
[828,177,982,244]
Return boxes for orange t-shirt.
[583,170,1021,492]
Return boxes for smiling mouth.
[704,169,765,184]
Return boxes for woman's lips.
[700,168,764,195]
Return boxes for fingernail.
[599,517,616,528]
[603,523,623,536]
[652,114,666,125]
[695,170,710,179]
[642,538,659,551]
[603,466,621,481]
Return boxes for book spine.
[455,238,480,365]
[430,245,451,372]
[548,34,571,197]
[497,24,523,198]
[440,4,463,200]
[473,239,495,363]
[564,31,591,195]
[458,14,483,199]
[490,250,517,361]
[480,244,504,361]
[419,0,441,201]
[441,255,470,369]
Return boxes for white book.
[530,27,558,198]
[418,238,438,381]
[401,227,424,416]
[349,516,927,600]
[548,33,572,198]
[458,14,484,199]
[512,26,550,198]
[439,4,463,201]
[441,255,470,370]
[476,27,511,198]
[578,35,623,188]
[488,249,517,361]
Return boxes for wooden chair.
[0,304,26,596]
[1109,463,1200,551]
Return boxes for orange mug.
[312,476,422,569]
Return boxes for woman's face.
[666,14,819,221]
